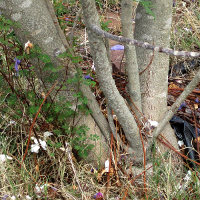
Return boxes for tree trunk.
[121,0,142,112]
[134,0,179,151]
[0,0,109,166]
[80,0,144,162]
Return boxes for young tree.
[80,0,200,167]
[1,0,200,168]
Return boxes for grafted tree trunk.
[134,0,179,151]
[0,0,110,166]
[80,0,144,162]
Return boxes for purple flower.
[111,45,124,51]
[178,102,187,110]
[84,75,94,80]
[14,58,21,76]
[2,195,9,200]
[195,98,199,103]
[93,192,103,199]
[65,17,70,21]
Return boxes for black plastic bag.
[170,116,200,168]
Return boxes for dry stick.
[158,134,200,167]
[152,68,200,140]
[64,142,85,199]
[22,81,58,163]
[106,132,114,193]
[138,128,148,199]
[89,25,200,57]
[107,106,125,150]
[139,47,154,75]
[69,8,82,45]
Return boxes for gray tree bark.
[134,0,179,150]
[121,0,142,112]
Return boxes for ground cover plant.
[0,0,200,199]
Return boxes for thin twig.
[22,81,58,163]
[64,142,85,199]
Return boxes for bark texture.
[134,0,178,150]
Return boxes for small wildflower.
[93,192,103,199]
[34,184,48,198]
[9,120,16,125]
[24,40,33,54]
[14,58,21,76]
[84,75,94,80]
[10,196,16,200]
[195,98,199,103]
[178,102,187,110]
[2,195,9,200]
[177,140,184,147]
[31,137,47,153]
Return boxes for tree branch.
[152,68,200,140]
[121,0,142,112]
[89,25,200,57]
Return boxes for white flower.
[34,184,48,197]
[91,62,95,71]
[43,131,53,138]
[26,195,32,200]
[105,159,109,172]
[31,137,47,153]
[184,170,192,182]
[148,120,158,127]
[0,154,13,163]
[31,143,40,153]
[9,120,16,125]
[24,40,31,49]
[10,196,16,200]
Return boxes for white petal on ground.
[31,138,47,153]
[43,131,53,138]
[0,154,13,163]
[24,40,31,49]
[39,139,47,150]
[31,143,40,153]
[105,159,109,172]
[26,195,32,200]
